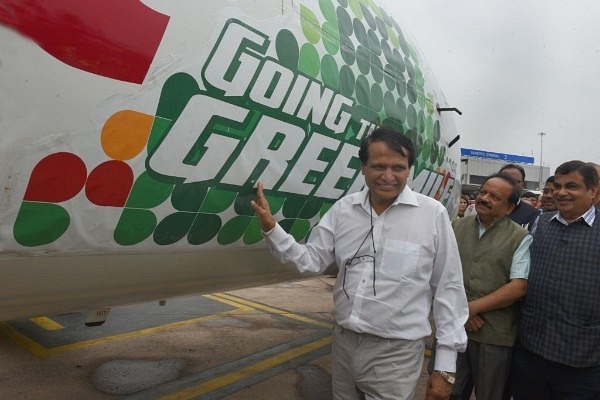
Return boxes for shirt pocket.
[380,239,421,281]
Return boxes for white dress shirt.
[264,187,468,371]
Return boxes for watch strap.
[434,370,456,385]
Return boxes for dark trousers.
[510,344,600,400]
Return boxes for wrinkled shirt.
[264,187,468,371]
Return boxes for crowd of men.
[452,162,600,400]
[251,128,600,400]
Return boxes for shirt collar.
[475,216,491,238]
[551,205,596,226]
[475,214,507,235]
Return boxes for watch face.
[437,371,455,384]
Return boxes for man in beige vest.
[450,173,532,400]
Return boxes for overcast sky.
[380,0,600,173]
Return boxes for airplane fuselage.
[0,0,461,320]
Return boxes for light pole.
[538,132,546,190]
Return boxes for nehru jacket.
[519,207,600,367]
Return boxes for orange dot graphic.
[101,110,154,160]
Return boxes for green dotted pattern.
[296,0,445,175]
[112,0,446,247]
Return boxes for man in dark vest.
[499,164,539,232]
[511,160,600,399]
[451,173,531,400]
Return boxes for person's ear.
[505,203,516,216]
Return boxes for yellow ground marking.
[159,335,333,400]
[0,292,331,358]
[212,293,431,356]
[0,321,48,356]
[30,317,64,331]
[0,301,253,358]
[212,293,432,354]
[0,292,341,399]
[212,293,332,329]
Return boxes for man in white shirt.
[251,127,468,400]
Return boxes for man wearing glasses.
[251,128,468,400]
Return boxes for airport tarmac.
[0,277,434,399]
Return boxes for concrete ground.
[0,277,438,399]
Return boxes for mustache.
[476,200,491,209]
[555,196,573,202]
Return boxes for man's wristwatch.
[434,370,456,385]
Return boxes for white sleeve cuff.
[263,223,288,243]
[433,346,458,372]
[263,225,277,236]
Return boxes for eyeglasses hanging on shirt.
[342,193,377,299]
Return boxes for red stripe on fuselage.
[0,0,169,84]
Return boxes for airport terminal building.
[461,148,551,194]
